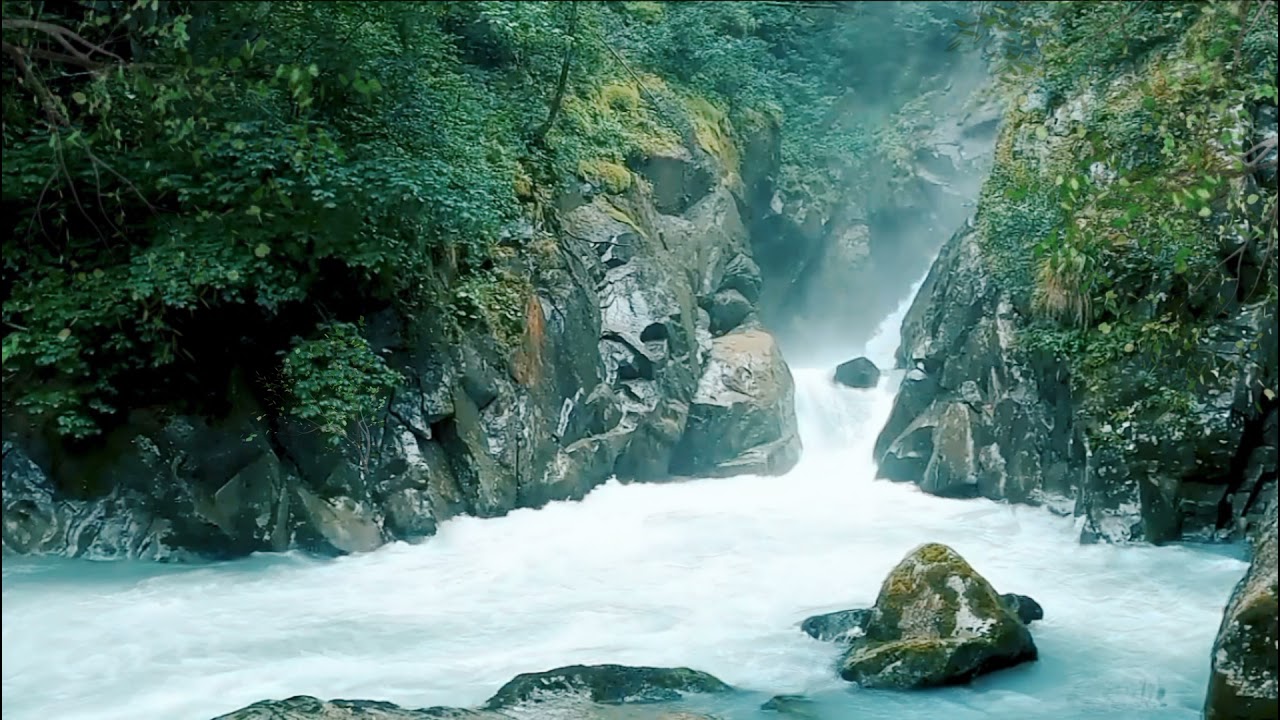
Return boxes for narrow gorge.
[2,2,1276,720]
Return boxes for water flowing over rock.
[2,130,799,561]
[838,543,1038,689]
[212,665,730,720]
[1204,499,1279,720]
[833,357,880,389]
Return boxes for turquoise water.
[1,293,1248,720]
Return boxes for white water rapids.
[1,284,1249,720]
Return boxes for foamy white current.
[1,283,1249,720]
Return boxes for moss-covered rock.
[839,543,1037,689]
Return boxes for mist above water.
[0,284,1247,720]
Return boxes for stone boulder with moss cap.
[839,542,1038,689]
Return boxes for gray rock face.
[873,223,1278,544]
[3,134,801,560]
[212,664,731,720]
[833,357,880,389]
[670,330,801,478]
[1205,500,1279,720]
[838,543,1038,689]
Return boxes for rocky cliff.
[1205,498,1279,720]
[2,128,800,560]
[873,4,1279,545]
[748,50,1002,363]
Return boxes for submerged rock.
[800,609,872,642]
[484,664,732,708]
[211,696,506,719]
[1204,500,1279,720]
[833,357,880,389]
[213,665,730,720]
[838,543,1037,689]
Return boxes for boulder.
[212,665,730,720]
[483,664,732,708]
[839,543,1038,689]
[1000,593,1044,625]
[669,330,802,477]
[802,591,1042,646]
[1204,500,1279,720]
[705,289,753,337]
[800,609,872,642]
[212,696,506,719]
[833,357,880,389]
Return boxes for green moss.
[577,158,634,194]
[683,94,741,185]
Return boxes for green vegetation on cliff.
[1,0,966,443]
[971,0,1278,437]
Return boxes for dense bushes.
[0,0,973,441]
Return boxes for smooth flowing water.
[1,287,1248,720]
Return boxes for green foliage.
[970,0,1280,424]
[281,321,401,444]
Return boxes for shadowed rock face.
[1205,500,1279,720]
[3,130,800,561]
[211,664,731,720]
[872,223,1278,544]
[837,543,1038,689]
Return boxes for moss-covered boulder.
[839,543,1037,689]
[1204,499,1279,720]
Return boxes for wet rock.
[705,289,753,337]
[1000,593,1044,625]
[760,694,819,717]
[833,356,880,389]
[839,543,1038,689]
[670,330,801,477]
[211,696,506,719]
[801,608,871,642]
[483,664,733,708]
[1204,499,1279,720]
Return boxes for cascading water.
[1,281,1249,720]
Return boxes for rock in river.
[212,664,731,719]
[833,356,880,389]
[838,543,1038,689]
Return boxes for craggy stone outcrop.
[1205,500,1279,720]
[838,543,1038,689]
[3,125,799,560]
[874,218,1277,543]
[873,32,1279,544]
[212,664,730,720]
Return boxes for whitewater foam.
[1,283,1248,720]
